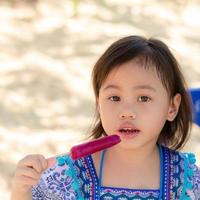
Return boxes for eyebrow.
[102,84,156,92]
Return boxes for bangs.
[135,53,174,97]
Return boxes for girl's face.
[98,59,181,150]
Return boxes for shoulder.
[182,153,200,199]
[165,146,200,199]
[32,155,84,200]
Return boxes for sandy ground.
[0,0,200,199]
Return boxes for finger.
[17,167,41,180]
[20,155,43,173]
[37,154,48,171]
[17,175,40,187]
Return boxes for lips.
[117,123,140,135]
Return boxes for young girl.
[11,36,200,200]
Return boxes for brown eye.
[138,96,151,102]
[109,96,120,101]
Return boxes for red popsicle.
[47,134,121,167]
[70,134,121,160]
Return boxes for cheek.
[143,103,169,128]
[99,103,116,119]
[99,102,117,131]
[140,99,169,118]
[99,98,115,113]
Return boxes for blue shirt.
[32,145,200,199]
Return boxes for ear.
[167,93,181,121]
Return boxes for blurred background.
[0,0,200,199]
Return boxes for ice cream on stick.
[70,134,121,160]
[47,134,121,168]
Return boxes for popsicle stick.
[47,156,56,168]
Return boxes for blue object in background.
[189,88,200,126]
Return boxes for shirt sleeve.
[183,152,200,200]
[32,155,82,200]
[32,175,61,200]
[188,164,200,199]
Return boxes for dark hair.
[89,35,193,150]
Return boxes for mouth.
[118,128,140,135]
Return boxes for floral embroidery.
[32,146,200,199]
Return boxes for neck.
[106,142,159,166]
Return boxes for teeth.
[121,128,134,131]
[119,127,140,135]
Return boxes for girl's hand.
[11,154,48,200]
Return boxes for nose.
[119,110,136,119]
